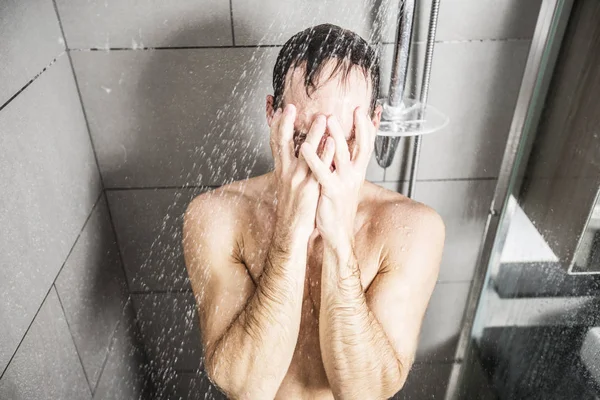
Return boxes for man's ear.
[266,95,276,127]
[371,104,383,130]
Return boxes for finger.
[306,114,327,148]
[353,107,374,166]
[278,104,297,165]
[300,142,332,186]
[320,136,335,171]
[326,115,351,168]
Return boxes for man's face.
[268,61,381,158]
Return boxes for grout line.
[0,52,65,113]
[51,0,70,50]
[412,359,457,366]
[70,44,283,51]
[103,191,133,292]
[229,0,236,46]
[382,37,532,46]
[436,279,473,285]
[54,285,93,395]
[66,37,532,53]
[0,192,103,381]
[173,369,202,374]
[58,32,107,193]
[105,185,221,191]
[90,297,131,395]
[372,176,497,184]
[130,289,193,295]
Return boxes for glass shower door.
[457,0,600,398]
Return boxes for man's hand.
[270,105,335,239]
[299,107,376,251]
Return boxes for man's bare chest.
[240,222,381,311]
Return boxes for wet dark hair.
[272,24,380,113]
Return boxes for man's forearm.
[208,225,309,399]
[319,243,405,400]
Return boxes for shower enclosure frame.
[443,0,576,398]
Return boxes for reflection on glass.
[573,189,600,274]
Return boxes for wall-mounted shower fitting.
[375,0,441,199]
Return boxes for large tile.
[378,180,495,282]
[416,281,471,362]
[409,0,541,43]
[0,288,91,399]
[55,0,232,49]
[385,40,531,181]
[131,292,203,372]
[151,370,225,400]
[55,196,129,387]
[72,48,278,188]
[232,0,399,46]
[93,302,149,400]
[107,188,210,292]
[0,55,102,373]
[416,179,494,283]
[232,0,541,46]
[394,362,453,399]
[0,0,64,106]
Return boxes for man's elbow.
[205,353,277,400]
[381,360,410,398]
[204,354,232,397]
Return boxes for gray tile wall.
[0,2,147,398]
[56,0,542,397]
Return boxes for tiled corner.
[0,288,91,399]
[416,281,471,362]
[72,48,277,188]
[93,301,149,400]
[106,188,211,292]
[55,196,129,387]
[377,179,496,282]
[54,0,232,49]
[131,292,203,372]
[0,0,64,106]
[0,54,102,373]
[385,40,531,181]
[394,362,453,399]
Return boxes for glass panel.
[464,0,600,398]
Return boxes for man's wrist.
[322,236,356,277]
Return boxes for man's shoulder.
[186,186,248,225]
[364,182,445,241]
[185,175,271,228]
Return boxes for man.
[183,24,445,399]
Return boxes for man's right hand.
[269,104,335,239]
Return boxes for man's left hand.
[300,107,376,253]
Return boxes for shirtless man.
[183,24,445,399]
